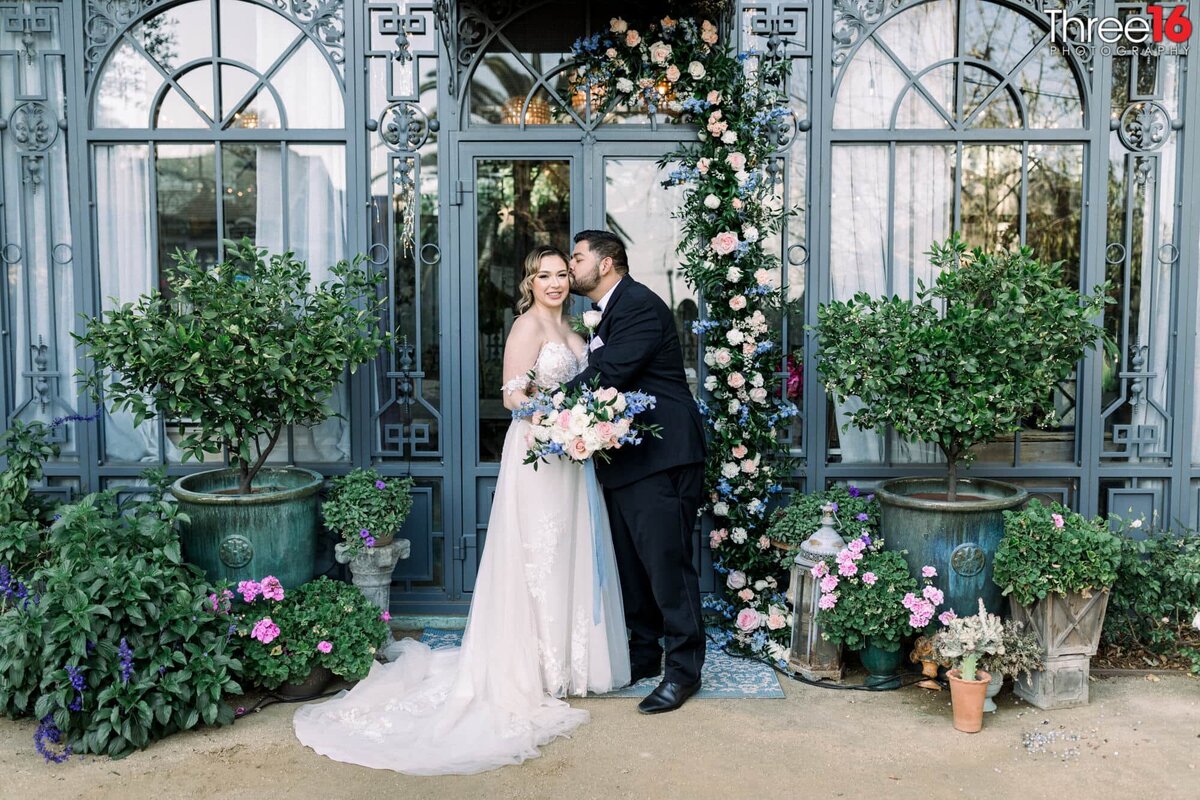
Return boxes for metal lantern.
[787,507,846,681]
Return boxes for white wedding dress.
[294,342,630,774]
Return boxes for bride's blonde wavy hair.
[517,245,571,314]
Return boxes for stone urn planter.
[335,538,411,614]
[1009,589,1110,709]
[983,670,1003,713]
[877,477,1027,617]
[171,467,323,589]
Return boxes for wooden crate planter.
[1009,589,1110,709]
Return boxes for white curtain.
[94,145,181,463]
[257,145,351,463]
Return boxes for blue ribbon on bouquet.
[583,458,606,625]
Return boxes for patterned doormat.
[419,629,786,699]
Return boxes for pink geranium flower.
[250,617,280,644]
[316,641,333,654]
[259,575,285,602]
[1051,513,1065,529]
[921,565,937,578]
[861,571,878,586]
[237,580,261,603]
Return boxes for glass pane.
[604,159,695,393]
[268,39,344,128]
[132,0,213,73]
[1015,42,1083,128]
[221,144,283,247]
[469,51,569,125]
[286,145,346,265]
[1026,144,1083,284]
[220,64,276,127]
[895,66,953,128]
[873,0,955,76]
[962,0,1042,74]
[155,85,208,128]
[960,144,1022,253]
[94,40,158,128]
[894,145,953,301]
[833,38,910,129]
[219,0,299,74]
[155,143,218,274]
[475,159,571,461]
[156,67,214,128]
[94,145,164,463]
[828,145,887,463]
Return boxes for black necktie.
[590,302,601,312]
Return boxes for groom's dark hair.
[574,230,629,275]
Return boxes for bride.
[293,245,630,774]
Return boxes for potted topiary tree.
[814,234,1112,616]
[76,238,388,589]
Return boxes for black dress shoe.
[628,663,662,686]
[637,679,701,714]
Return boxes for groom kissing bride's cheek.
[293,231,707,776]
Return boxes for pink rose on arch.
[567,437,590,461]
[736,607,762,632]
[625,30,641,47]
[740,459,757,475]
[709,528,728,548]
[316,641,333,654]
[726,569,747,590]
[742,343,756,356]
[731,197,743,210]
[737,588,754,602]
[729,295,747,311]
[710,231,740,256]
[727,372,746,389]
[706,89,722,104]
[697,157,711,174]
[726,151,747,171]
[731,444,748,459]
[766,613,787,631]
[648,41,673,65]
[754,268,774,286]
[714,348,733,367]
[665,64,681,82]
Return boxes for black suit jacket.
[568,278,706,488]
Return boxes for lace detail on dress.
[532,341,585,389]
[569,604,590,695]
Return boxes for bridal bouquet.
[515,382,661,467]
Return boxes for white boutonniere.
[582,309,603,334]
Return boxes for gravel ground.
[1,672,1197,800]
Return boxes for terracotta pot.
[947,668,991,733]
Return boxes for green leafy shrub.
[321,469,414,557]
[1103,528,1200,674]
[75,238,389,495]
[229,575,389,690]
[766,483,879,557]
[0,490,242,759]
[815,235,1112,499]
[0,420,60,579]
[993,499,1122,607]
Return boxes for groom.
[567,230,707,714]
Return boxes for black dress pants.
[604,463,705,685]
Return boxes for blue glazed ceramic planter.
[877,477,1027,618]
